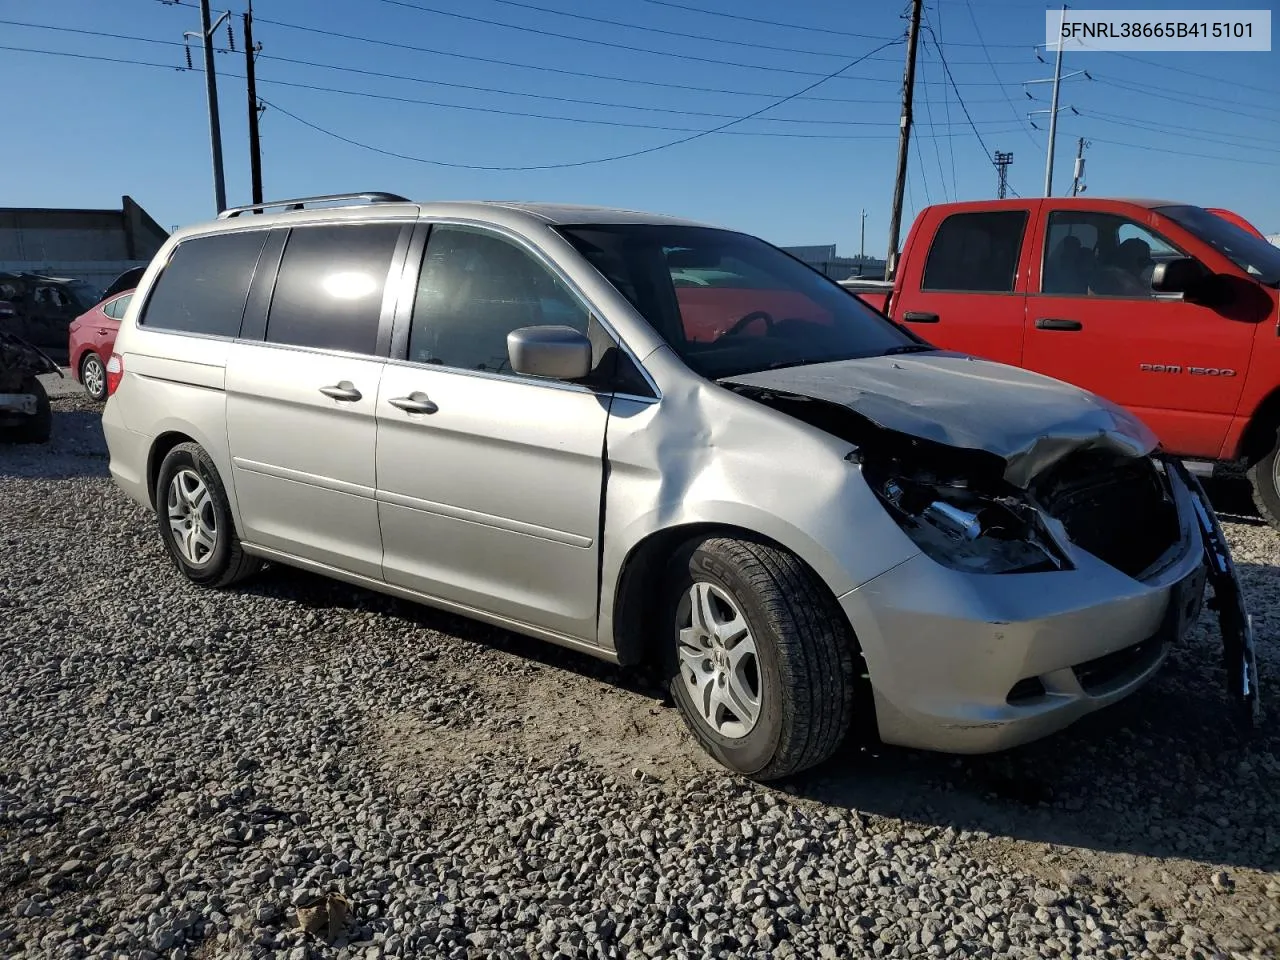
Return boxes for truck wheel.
[154,441,262,588]
[1,377,52,444]
[1246,428,1280,531]
[661,535,856,781]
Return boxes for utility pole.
[994,151,1014,199]
[885,0,923,280]
[1070,137,1089,196]
[185,0,232,215]
[1042,4,1066,197]
[859,208,867,266]
[244,1,264,206]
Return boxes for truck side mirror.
[1151,257,1209,294]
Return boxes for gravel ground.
[2,389,1279,960]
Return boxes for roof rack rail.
[217,192,411,219]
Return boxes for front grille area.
[1032,452,1181,577]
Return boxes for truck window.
[1042,211,1185,299]
[921,211,1027,294]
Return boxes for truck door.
[890,205,1033,367]
[1021,206,1253,459]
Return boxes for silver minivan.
[103,193,1211,780]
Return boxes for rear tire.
[0,377,52,444]
[1245,428,1280,531]
[661,535,856,781]
[154,441,262,588]
[80,352,108,402]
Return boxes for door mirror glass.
[1150,256,1211,294]
[508,325,593,381]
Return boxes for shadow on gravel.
[1202,473,1269,527]
[0,409,107,479]
[795,556,1280,874]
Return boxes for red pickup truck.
[844,198,1280,527]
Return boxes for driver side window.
[1042,211,1187,299]
[408,225,593,374]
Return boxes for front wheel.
[154,441,262,588]
[662,535,857,781]
[1246,427,1280,532]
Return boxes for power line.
[0,17,1049,112]
[248,12,1024,86]
[921,20,1019,195]
[2,40,1031,140]
[1093,75,1280,124]
[961,0,1040,149]
[1068,132,1279,168]
[1083,109,1280,150]
[1112,51,1280,100]
[255,37,907,171]
[631,0,1032,47]
[916,45,949,202]
[934,0,958,200]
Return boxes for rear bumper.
[840,464,1206,754]
[101,401,152,510]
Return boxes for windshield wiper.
[882,344,937,356]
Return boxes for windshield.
[1154,204,1280,286]
[556,223,921,379]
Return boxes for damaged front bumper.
[838,456,1233,754]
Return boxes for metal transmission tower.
[994,152,1014,199]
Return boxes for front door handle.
[903,311,939,323]
[319,380,362,402]
[1035,317,1083,331]
[388,391,439,415]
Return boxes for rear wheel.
[1245,427,1280,531]
[80,352,107,402]
[154,441,262,588]
[662,535,857,781]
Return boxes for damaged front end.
[722,361,1260,730]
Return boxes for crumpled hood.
[721,351,1159,487]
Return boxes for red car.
[68,289,134,401]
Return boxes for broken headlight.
[869,470,1071,574]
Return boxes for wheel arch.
[1235,387,1280,466]
[146,431,199,510]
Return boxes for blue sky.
[2,0,1276,254]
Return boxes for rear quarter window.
[921,210,1029,293]
[138,230,270,337]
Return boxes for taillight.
[105,353,124,396]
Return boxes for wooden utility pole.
[885,0,923,280]
[244,2,263,206]
[194,0,228,214]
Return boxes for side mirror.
[1151,257,1210,295]
[507,325,593,381]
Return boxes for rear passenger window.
[103,294,132,319]
[139,230,268,336]
[921,211,1028,293]
[265,223,401,356]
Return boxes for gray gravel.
[1,391,1278,959]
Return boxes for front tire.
[80,352,108,402]
[154,441,261,588]
[1246,427,1280,531]
[662,535,856,781]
